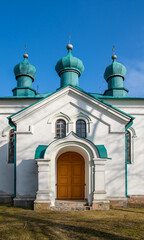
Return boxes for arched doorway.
[57,152,85,200]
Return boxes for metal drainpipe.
[8,119,16,199]
[125,120,133,198]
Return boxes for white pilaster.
[92,158,110,210]
[93,158,107,199]
[35,159,51,203]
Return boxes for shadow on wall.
[0,142,14,194]
[16,159,38,197]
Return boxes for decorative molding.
[2,126,12,137]
[129,126,137,138]
[71,112,92,122]
[47,112,71,124]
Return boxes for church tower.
[104,47,128,97]
[55,44,84,89]
[12,46,36,96]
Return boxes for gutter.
[125,119,134,198]
[8,118,16,199]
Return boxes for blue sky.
[0,0,144,97]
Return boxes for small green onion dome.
[55,44,84,77]
[14,53,36,81]
[104,55,127,82]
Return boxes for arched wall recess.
[47,112,72,134]
[71,112,92,133]
[127,126,137,163]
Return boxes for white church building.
[0,43,143,210]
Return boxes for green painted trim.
[125,120,133,198]
[99,96,144,100]
[88,93,144,100]
[95,145,108,158]
[8,119,16,199]
[1,91,144,100]
[7,89,61,119]
[35,145,48,159]
[0,92,52,99]
[0,96,42,99]
[82,92,134,120]
[125,120,133,131]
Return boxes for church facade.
[0,44,143,210]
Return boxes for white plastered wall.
[12,90,128,200]
[0,98,40,197]
[104,98,144,196]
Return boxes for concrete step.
[50,200,91,211]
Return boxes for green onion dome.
[104,55,127,82]
[55,44,84,77]
[14,53,36,82]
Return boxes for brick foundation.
[128,196,144,205]
[110,200,127,207]
[34,201,51,210]
[92,200,110,210]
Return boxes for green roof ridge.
[8,85,134,121]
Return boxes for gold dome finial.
[112,45,117,60]
[66,32,73,50]
[23,44,28,59]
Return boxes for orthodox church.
[0,43,143,210]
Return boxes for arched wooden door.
[57,152,85,200]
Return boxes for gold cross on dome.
[112,45,115,55]
[69,32,71,44]
[25,44,27,54]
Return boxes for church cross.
[69,32,71,44]
[25,44,27,54]
[112,45,115,56]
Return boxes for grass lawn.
[0,204,144,240]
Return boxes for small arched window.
[76,119,86,138]
[127,130,131,163]
[9,129,15,163]
[56,119,66,138]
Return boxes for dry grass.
[0,203,144,240]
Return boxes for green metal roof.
[14,57,36,81]
[34,144,109,159]
[88,93,144,100]
[104,58,127,82]
[95,145,108,158]
[55,49,84,77]
[0,92,52,99]
[35,145,48,159]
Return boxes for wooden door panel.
[58,186,69,198]
[71,186,83,199]
[59,165,68,176]
[72,164,82,176]
[59,164,69,184]
[72,177,82,184]
[57,152,84,200]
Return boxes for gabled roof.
[8,85,134,124]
